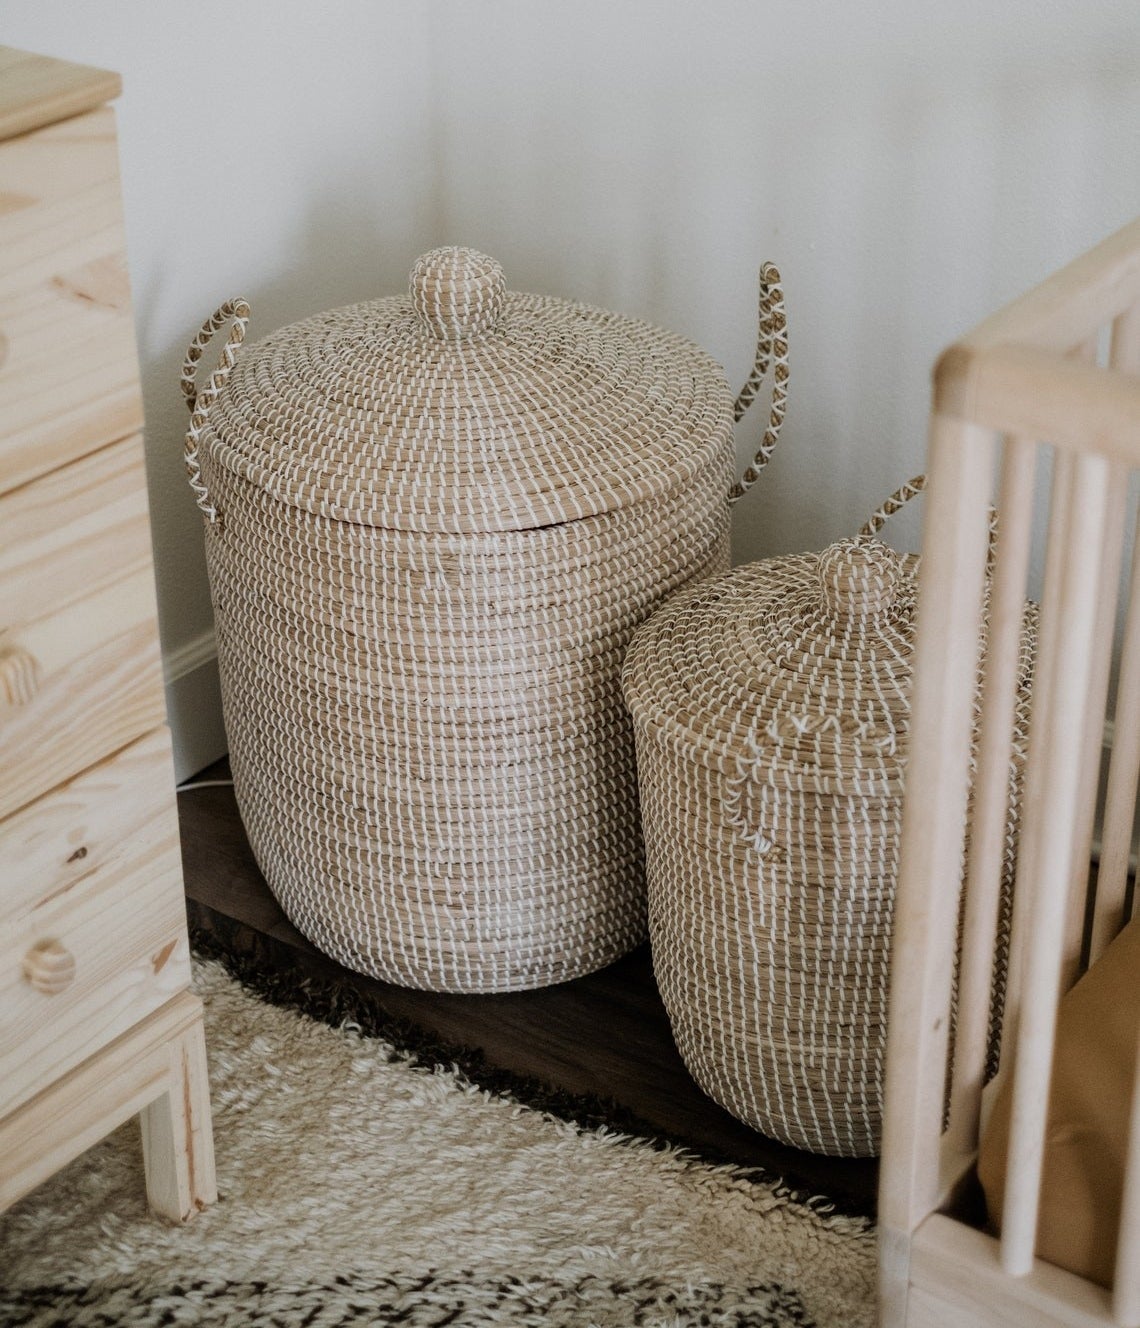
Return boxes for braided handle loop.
[859,473,999,568]
[181,298,251,524]
[858,475,927,539]
[729,262,789,504]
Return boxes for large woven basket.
[621,480,1035,1156]
[180,246,789,993]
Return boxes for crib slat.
[1092,304,1140,964]
[1001,452,1112,1276]
[1000,449,1074,1062]
[945,435,1037,1160]
[880,418,995,1323]
[1060,336,1124,986]
[1062,465,1128,985]
[1094,512,1140,961]
[1113,1023,1140,1325]
[1110,305,1140,370]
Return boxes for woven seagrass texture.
[185,246,776,993]
[202,251,735,535]
[622,527,1035,1156]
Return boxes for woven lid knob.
[410,247,506,341]
[818,538,901,619]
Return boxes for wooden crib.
[879,216,1140,1327]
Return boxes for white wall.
[5,0,1140,774]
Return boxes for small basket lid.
[200,246,734,534]
[622,537,917,792]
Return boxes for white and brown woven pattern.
[204,251,733,535]
[622,512,1034,1156]
[183,247,785,993]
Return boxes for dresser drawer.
[0,432,154,624]
[0,564,165,821]
[0,433,163,816]
[0,105,142,496]
[0,729,191,1118]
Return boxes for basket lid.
[200,246,734,534]
[622,537,917,791]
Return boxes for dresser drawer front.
[0,432,154,627]
[0,106,142,496]
[0,435,163,816]
[0,565,165,820]
[0,729,191,1117]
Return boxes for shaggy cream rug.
[0,960,876,1326]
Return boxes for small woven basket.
[621,480,1035,1156]
[181,247,789,993]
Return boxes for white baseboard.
[163,627,227,784]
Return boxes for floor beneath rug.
[177,758,879,1216]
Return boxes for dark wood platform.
[177,759,879,1216]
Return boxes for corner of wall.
[163,628,226,783]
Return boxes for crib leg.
[879,413,995,1324]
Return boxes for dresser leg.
[139,1007,217,1221]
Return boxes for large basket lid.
[195,246,734,535]
[622,537,917,793]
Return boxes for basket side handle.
[729,263,789,505]
[858,475,928,539]
[860,474,999,566]
[181,298,251,524]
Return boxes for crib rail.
[880,215,1140,1328]
[962,219,1140,354]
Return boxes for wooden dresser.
[0,47,216,1220]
